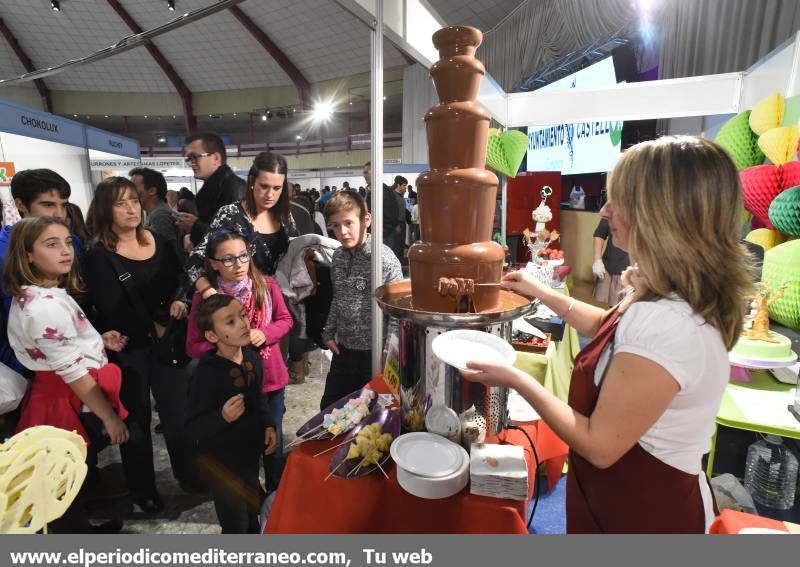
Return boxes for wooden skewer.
[287,425,323,446]
[313,438,353,458]
[349,456,369,477]
[324,459,346,481]
[376,461,390,480]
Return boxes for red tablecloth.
[709,509,800,534]
[264,376,568,534]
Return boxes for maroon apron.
[566,308,712,533]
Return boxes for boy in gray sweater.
[320,190,402,409]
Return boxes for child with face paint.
[185,294,277,533]
[185,229,292,494]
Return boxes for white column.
[370,0,384,376]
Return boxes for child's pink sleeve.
[261,279,293,345]
[186,292,214,358]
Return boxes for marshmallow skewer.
[312,438,353,458]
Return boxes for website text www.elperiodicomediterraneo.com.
[7,547,435,567]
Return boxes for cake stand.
[728,352,798,382]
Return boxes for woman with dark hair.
[83,177,195,512]
[186,151,298,291]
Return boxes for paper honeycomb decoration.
[749,93,785,136]
[716,110,765,169]
[762,239,800,330]
[758,125,800,166]
[0,426,87,534]
[486,129,528,177]
[740,162,800,227]
[745,228,786,251]
[769,185,800,236]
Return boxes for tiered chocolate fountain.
[376,26,533,439]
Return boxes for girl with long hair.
[186,229,292,494]
[4,216,128,531]
[463,136,753,533]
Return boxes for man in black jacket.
[177,133,246,245]
[363,161,402,260]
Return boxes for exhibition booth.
[0,99,139,214]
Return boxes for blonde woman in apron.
[463,136,752,533]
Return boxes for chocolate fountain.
[376,26,534,438]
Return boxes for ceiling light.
[51,1,60,12]
[157,137,166,143]
[383,96,387,100]
[295,135,302,140]
[233,112,237,116]
[144,115,148,118]
[167,0,175,10]
[104,114,108,118]
[311,100,334,122]
[261,113,267,121]
[172,115,176,119]
[292,108,296,113]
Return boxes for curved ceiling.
[0,0,525,95]
[0,0,527,146]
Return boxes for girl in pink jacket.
[186,229,292,492]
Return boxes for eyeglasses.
[209,252,250,268]
[184,152,213,164]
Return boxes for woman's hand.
[169,300,187,320]
[501,270,548,300]
[103,414,129,445]
[324,340,340,356]
[460,360,523,388]
[250,329,266,347]
[101,331,128,352]
[202,288,217,299]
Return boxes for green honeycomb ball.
[715,110,765,170]
[768,185,800,237]
[762,239,800,330]
[486,130,528,177]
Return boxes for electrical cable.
[504,423,541,531]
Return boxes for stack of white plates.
[390,432,470,499]
[469,443,528,501]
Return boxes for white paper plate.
[396,444,470,500]
[431,330,516,371]
[390,432,464,478]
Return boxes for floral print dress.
[7,285,126,443]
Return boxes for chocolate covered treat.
[408,26,505,313]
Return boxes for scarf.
[217,276,273,361]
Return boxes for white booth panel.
[0,133,94,214]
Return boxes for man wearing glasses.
[177,133,246,246]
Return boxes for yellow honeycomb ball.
[745,228,786,252]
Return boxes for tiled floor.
[94,349,332,534]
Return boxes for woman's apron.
[566,308,712,533]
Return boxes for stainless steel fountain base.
[376,280,535,441]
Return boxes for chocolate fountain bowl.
[376,280,535,440]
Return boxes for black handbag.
[105,252,191,368]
